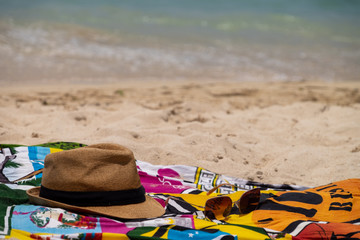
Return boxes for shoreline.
[1,80,360,187]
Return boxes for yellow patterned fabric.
[0,143,359,239]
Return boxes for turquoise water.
[1,0,359,83]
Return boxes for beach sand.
[1,80,359,187]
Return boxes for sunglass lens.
[237,188,261,214]
[204,196,232,220]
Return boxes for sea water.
[0,0,359,83]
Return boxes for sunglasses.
[165,184,260,220]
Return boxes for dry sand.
[1,80,359,187]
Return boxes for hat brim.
[27,187,165,219]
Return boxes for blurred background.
[0,0,359,84]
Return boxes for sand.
[1,80,359,187]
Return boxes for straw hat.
[27,143,165,219]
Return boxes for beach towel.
[0,142,359,239]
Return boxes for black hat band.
[39,185,146,207]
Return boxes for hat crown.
[42,143,141,192]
